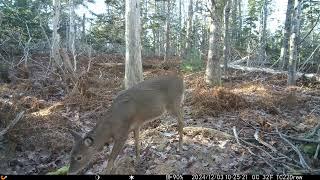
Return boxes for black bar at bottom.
[0,174,318,180]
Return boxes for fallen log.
[223,63,320,82]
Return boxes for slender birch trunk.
[125,0,143,89]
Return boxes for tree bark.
[258,0,268,65]
[238,0,242,45]
[223,0,231,72]
[288,0,302,86]
[184,0,194,58]
[230,0,237,43]
[125,0,143,89]
[82,13,86,43]
[205,1,221,86]
[279,0,294,70]
[178,0,182,56]
[164,0,170,61]
[52,0,62,68]
[69,0,76,71]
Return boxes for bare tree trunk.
[288,0,302,86]
[223,0,231,72]
[238,0,242,46]
[230,0,237,43]
[164,0,170,61]
[205,1,221,86]
[258,0,268,66]
[280,0,294,70]
[178,0,182,57]
[184,0,194,58]
[82,13,86,43]
[69,0,76,71]
[52,0,62,68]
[125,0,143,89]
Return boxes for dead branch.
[223,63,320,82]
[232,126,240,145]
[0,111,25,136]
[281,133,320,144]
[276,127,311,171]
[232,126,281,173]
[96,63,124,68]
[314,144,320,159]
[306,122,320,139]
[254,129,278,152]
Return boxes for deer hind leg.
[104,133,128,174]
[134,127,140,161]
[168,103,184,152]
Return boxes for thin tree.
[81,13,86,43]
[279,0,294,70]
[184,0,194,58]
[125,0,143,89]
[69,0,76,71]
[223,0,231,72]
[178,0,182,56]
[258,0,268,65]
[164,0,170,61]
[288,0,302,86]
[238,0,242,46]
[52,0,62,68]
[230,0,237,43]
[205,0,221,86]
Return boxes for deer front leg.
[104,135,128,174]
[177,107,184,152]
[134,127,141,161]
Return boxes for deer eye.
[76,156,82,161]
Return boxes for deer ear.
[70,130,82,142]
[84,137,93,147]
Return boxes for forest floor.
[1,54,320,175]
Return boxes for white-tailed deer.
[68,75,185,174]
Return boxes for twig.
[298,44,320,72]
[232,126,240,145]
[240,138,276,160]
[0,111,25,136]
[276,127,311,171]
[281,133,320,143]
[233,126,280,173]
[298,12,320,45]
[254,129,278,152]
[306,122,320,139]
[314,131,320,160]
[314,144,320,159]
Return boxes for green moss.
[301,144,317,156]
[47,165,70,175]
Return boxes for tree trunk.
[52,0,62,68]
[164,0,170,61]
[184,0,193,58]
[258,0,268,66]
[288,0,302,86]
[237,0,242,46]
[279,0,294,70]
[82,13,86,43]
[230,0,237,43]
[125,0,143,89]
[178,0,182,56]
[69,0,76,71]
[223,0,231,72]
[205,2,221,86]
